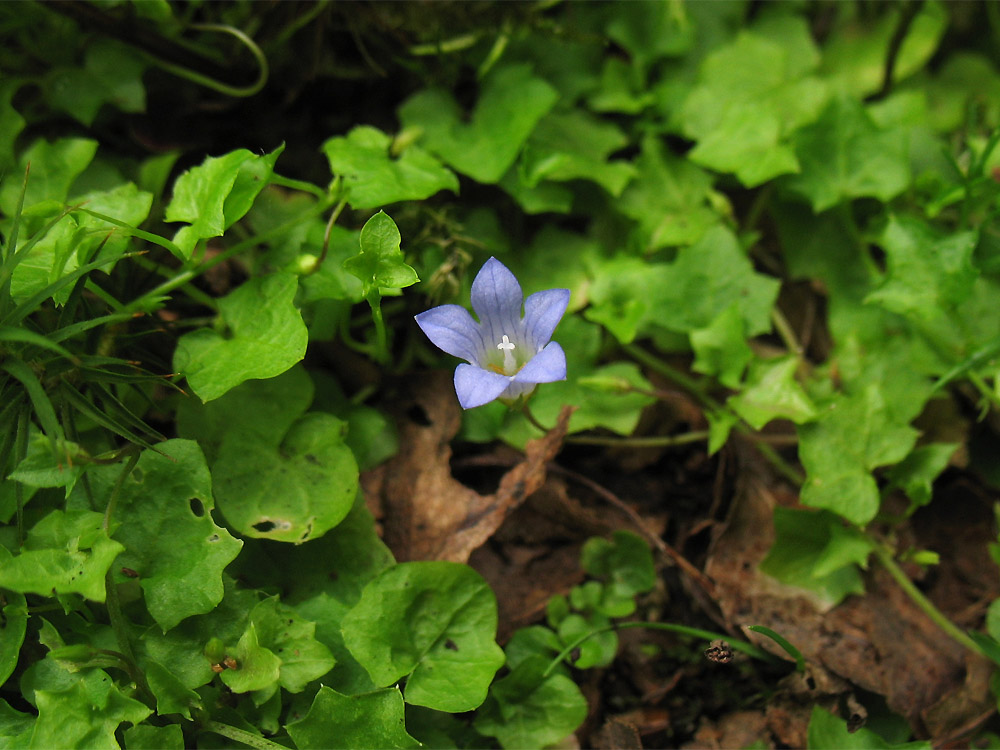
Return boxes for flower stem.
[542,620,777,679]
[367,292,389,365]
[567,431,709,448]
[871,543,985,658]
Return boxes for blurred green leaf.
[760,508,874,607]
[0,137,97,215]
[728,356,817,430]
[784,96,912,211]
[474,656,587,750]
[806,705,930,749]
[45,39,146,127]
[399,64,558,183]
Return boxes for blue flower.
[415,257,570,409]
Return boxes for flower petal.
[523,288,570,350]
[470,257,523,352]
[454,364,512,409]
[414,305,487,364]
[513,341,567,384]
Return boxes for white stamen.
[497,334,516,374]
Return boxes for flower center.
[497,334,517,375]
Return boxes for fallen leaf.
[367,371,574,562]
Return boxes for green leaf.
[783,96,911,212]
[286,686,421,750]
[820,2,947,98]
[176,364,315,463]
[341,561,505,712]
[0,80,27,171]
[343,211,417,296]
[143,659,201,719]
[798,384,921,525]
[617,135,724,250]
[581,531,656,600]
[219,622,282,694]
[0,137,98,215]
[45,39,146,126]
[101,440,242,631]
[557,611,616,669]
[0,698,34,748]
[122,723,184,750]
[0,509,123,602]
[398,64,558,183]
[165,146,284,259]
[248,596,336,693]
[690,303,752,389]
[806,705,930,749]
[231,495,394,694]
[865,216,978,321]
[679,23,828,185]
[473,656,587,750]
[323,125,459,209]
[8,431,86,493]
[29,669,151,750]
[173,273,308,402]
[517,110,636,196]
[211,412,359,543]
[651,226,780,336]
[885,443,958,513]
[0,546,27,686]
[728,356,817,430]
[760,508,875,608]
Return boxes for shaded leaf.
[287,686,421,750]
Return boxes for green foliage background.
[0,0,998,747]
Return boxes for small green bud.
[296,254,319,274]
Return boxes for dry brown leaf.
[705,462,968,731]
[367,371,574,562]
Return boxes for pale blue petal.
[498,380,537,402]
[523,288,570,350]
[471,257,523,351]
[454,364,512,409]
[415,305,487,364]
[513,342,567,384]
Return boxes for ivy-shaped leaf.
[323,125,459,209]
[343,211,418,296]
[105,440,243,632]
[341,561,505,712]
[173,273,308,402]
[398,64,558,184]
[165,145,284,259]
[0,509,123,602]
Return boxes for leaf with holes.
[212,412,359,543]
[74,440,243,632]
[341,561,505,712]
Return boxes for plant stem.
[871,543,985,658]
[367,293,389,364]
[623,344,721,411]
[567,431,709,448]
[543,620,777,679]
[201,721,289,750]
